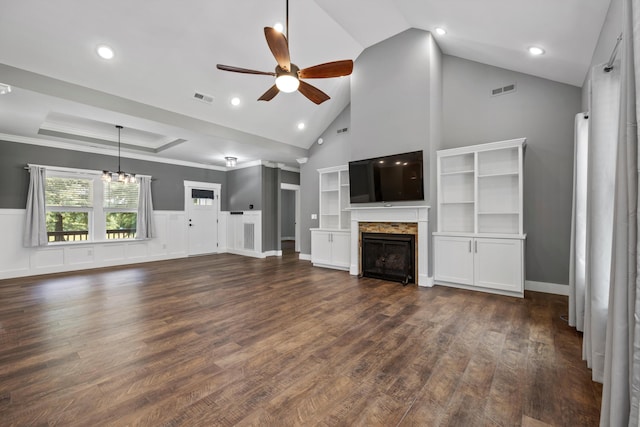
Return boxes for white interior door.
[185,183,220,256]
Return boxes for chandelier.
[102,125,136,184]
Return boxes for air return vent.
[491,83,516,97]
[193,92,214,104]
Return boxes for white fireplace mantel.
[348,205,431,287]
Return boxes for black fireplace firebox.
[361,232,415,285]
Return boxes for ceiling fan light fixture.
[276,75,299,93]
[273,22,284,33]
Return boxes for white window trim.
[44,166,143,244]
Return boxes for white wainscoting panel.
[225,211,264,258]
[0,210,189,280]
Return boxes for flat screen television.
[349,150,424,203]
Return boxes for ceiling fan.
[216,0,353,105]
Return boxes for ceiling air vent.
[491,83,516,97]
[337,127,349,134]
[193,92,214,104]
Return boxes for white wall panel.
[0,210,189,280]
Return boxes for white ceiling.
[0,0,611,169]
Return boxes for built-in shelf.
[435,138,526,298]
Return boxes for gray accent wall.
[442,55,582,285]
[350,29,436,198]
[300,105,352,255]
[281,170,300,185]
[226,165,262,211]
[0,139,227,210]
[262,166,279,252]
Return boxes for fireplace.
[362,233,415,284]
[348,205,430,287]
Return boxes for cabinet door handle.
[475,240,478,253]
[468,240,471,252]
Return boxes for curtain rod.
[604,33,623,72]
[24,164,152,179]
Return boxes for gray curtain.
[569,113,589,332]
[136,176,155,239]
[23,166,48,247]
[584,61,620,384]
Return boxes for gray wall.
[350,28,434,197]
[262,166,279,252]
[281,189,296,238]
[442,55,582,285]
[226,165,262,211]
[281,170,300,185]
[300,105,352,254]
[0,139,227,210]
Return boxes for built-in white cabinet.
[434,138,526,297]
[311,230,350,270]
[311,166,351,270]
[434,236,524,294]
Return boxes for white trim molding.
[525,280,569,296]
[299,253,311,261]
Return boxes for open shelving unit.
[311,165,351,271]
[434,138,526,297]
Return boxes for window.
[45,176,93,242]
[44,170,140,243]
[191,189,214,206]
[104,181,139,239]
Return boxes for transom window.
[45,171,139,242]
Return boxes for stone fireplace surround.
[349,205,431,287]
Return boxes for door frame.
[184,180,222,256]
[280,183,300,253]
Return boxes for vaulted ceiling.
[0,0,612,169]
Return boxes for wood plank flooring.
[0,252,601,426]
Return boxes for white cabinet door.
[434,236,474,285]
[311,231,332,266]
[474,238,523,292]
[330,231,351,268]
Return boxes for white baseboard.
[281,236,295,241]
[525,280,569,296]
[418,276,434,288]
[263,250,282,257]
[226,248,266,259]
[299,253,311,261]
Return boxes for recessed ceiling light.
[96,45,115,60]
[435,28,447,36]
[0,83,11,95]
[274,22,284,33]
[297,122,305,130]
[231,97,240,106]
[528,46,545,56]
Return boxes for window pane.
[104,181,139,209]
[106,212,137,239]
[46,177,93,207]
[192,198,213,206]
[46,212,89,242]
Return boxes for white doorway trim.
[184,181,222,256]
[281,183,300,253]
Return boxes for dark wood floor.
[0,251,601,426]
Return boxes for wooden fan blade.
[264,27,291,71]
[217,64,275,76]
[258,85,280,102]
[298,80,330,105]
[299,60,354,79]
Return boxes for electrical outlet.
[311,214,318,220]
[162,243,167,249]
[87,249,92,256]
